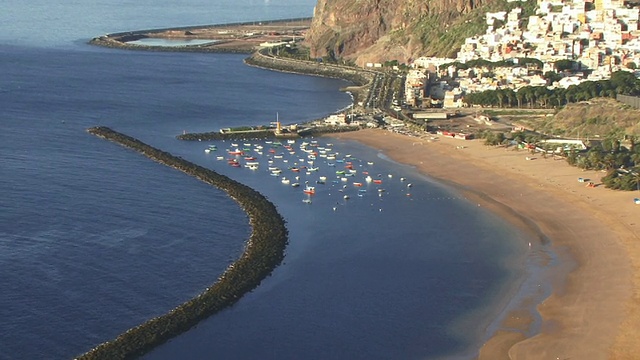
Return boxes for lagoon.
[126,38,218,47]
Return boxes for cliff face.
[306,0,498,65]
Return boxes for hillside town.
[401,0,640,108]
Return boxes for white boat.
[365,176,372,182]
[291,183,300,187]
[216,156,224,160]
[302,198,312,204]
[281,178,290,184]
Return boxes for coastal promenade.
[334,129,640,360]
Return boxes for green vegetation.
[464,71,640,108]
[567,138,640,191]
[477,129,543,146]
[442,58,543,71]
[478,128,640,190]
[80,127,288,359]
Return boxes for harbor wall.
[78,127,288,360]
[244,48,375,87]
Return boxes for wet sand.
[332,129,640,359]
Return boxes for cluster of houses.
[402,0,640,108]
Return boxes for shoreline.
[85,20,640,358]
[79,127,288,359]
[332,129,640,359]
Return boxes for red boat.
[303,186,316,195]
[244,156,257,161]
[373,179,383,184]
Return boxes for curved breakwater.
[78,127,288,359]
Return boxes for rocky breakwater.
[79,127,288,360]
[245,49,374,85]
[244,48,376,108]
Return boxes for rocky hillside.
[510,98,640,140]
[543,98,640,138]
[305,0,534,66]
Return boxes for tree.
[516,89,525,108]
[610,71,638,95]
[554,59,576,72]
[496,89,506,108]
[544,71,562,84]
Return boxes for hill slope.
[305,0,534,65]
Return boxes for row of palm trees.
[464,71,640,108]
[79,127,288,360]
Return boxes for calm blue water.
[0,1,545,359]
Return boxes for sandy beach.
[332,129,640,359]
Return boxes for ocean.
[0,1,547,359]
